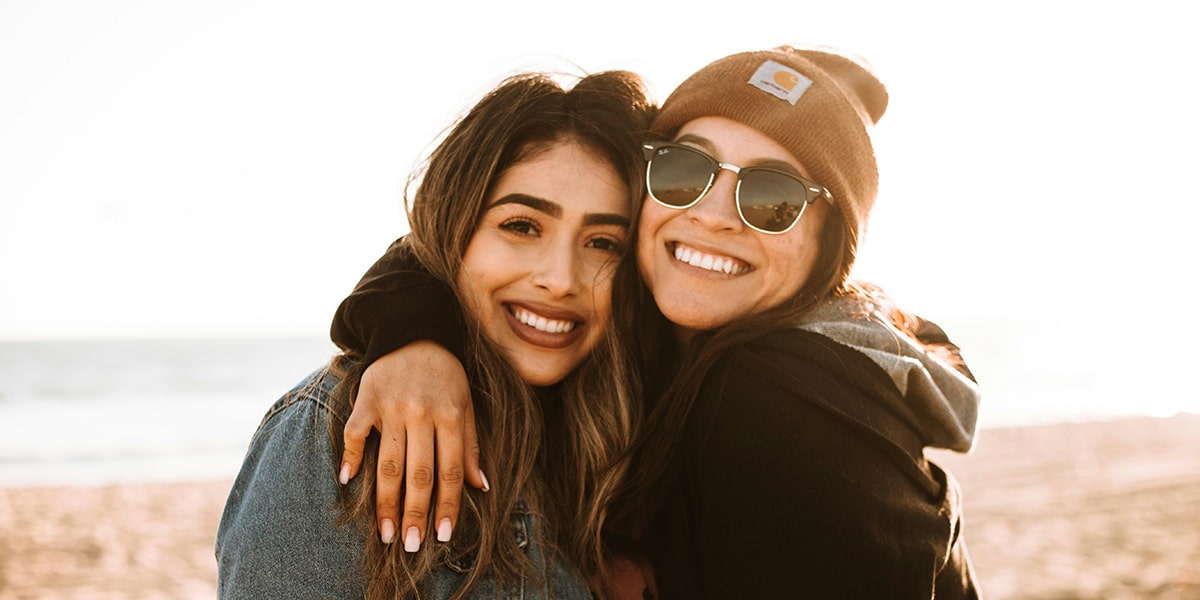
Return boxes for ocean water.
[1,323,1195,488]
[0,337,339,488]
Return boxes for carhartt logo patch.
[748,60,812,105]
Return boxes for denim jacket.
[215,365,593,599]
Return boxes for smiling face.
[637,116,831,341]
[458,141,631,387]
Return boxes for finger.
[463,399,487,491]
[400,423,436,553]
[375,429,406,545]
[340,402,375,485]
[432,420,465,543]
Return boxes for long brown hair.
[331,70,654,599]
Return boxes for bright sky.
[2,0,1196,344]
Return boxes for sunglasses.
[642,141,832,234]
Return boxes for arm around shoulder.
[331,237,467,366]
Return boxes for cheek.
[636,200,667,272]
[637,197,669,236]
[454,267,486,326]
[764,217,826,296]
[594,274,615,319]
[774,245,815,297]
[582,261,617,322]
[580,284,615,357]
[456,238,494,325]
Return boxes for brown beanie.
[650,45,888,248]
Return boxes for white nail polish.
[380,519,396,544]
[480,470,491,492]
[404,527,421,553]
[437,518,452,542]
[339,463,350,485]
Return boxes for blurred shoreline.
[1,413,1197,599]
[2,331,1197,491]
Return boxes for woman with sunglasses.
[216,69,654,599]
[331,46,981,598]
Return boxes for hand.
[339,341,485,550]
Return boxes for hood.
[796,293,980,452]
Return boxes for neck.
[672,325,698,348]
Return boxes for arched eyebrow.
[491,194,629,229]
[673,133,718,155]
[492,194,561,217]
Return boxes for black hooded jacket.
[330,238,982,599]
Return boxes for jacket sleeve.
[330,238,467,366]
[215,369,365,599]
[912,314,977,381]
[677,331,979,599]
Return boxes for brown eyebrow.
[491,193,629,229]
[673,133,717,155]
[673,133,807,178]
[492,194,561,217]
[584,213,630,229]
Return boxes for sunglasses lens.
[738,170,809,233]
[647,146,713,207]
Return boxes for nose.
[530,241,582,298]
[687,168,743,232]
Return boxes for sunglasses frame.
[642,141,832,235]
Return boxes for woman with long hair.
[216,68,654,599]
[328,45,982,598]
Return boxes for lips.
[504,303,585,349]
[670,242,751,275]
[511,306,576,333]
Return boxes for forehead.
[674,116,808,174]
[489,141,631,216]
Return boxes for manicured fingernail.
[338,463,350,485]
[404,527,420,553]
[480,470,490,492]
[380,519,395,544]
[437,518,452,542]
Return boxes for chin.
[655,298,730,332]
[514,363,571,388]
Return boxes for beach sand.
[929,412,1200,599]
[1,413,1197,599]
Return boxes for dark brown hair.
[331,70,655,598]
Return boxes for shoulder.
[216,364,365,598]
[729,326,893,388]
[687,327,893,462]
[228,363,351,497]
[673,332,968,595]
[696,328,902,435]
[252,364,349,437]
[684,328,940,498]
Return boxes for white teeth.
[514,307,576,333]
[673,244,747,275]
